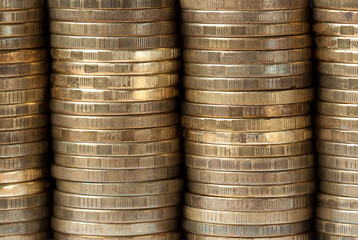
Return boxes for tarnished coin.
[0,205,50,223]
[314,0,358,10]
[319,75,358,90]
[0,75,48,91]
[0,219,49,236]
[0,114,48,131]
[316,49,358,63]
[318,87,358,103]
[316,36,358,50]
[314,23,358,36]
[316,219,358,237]
[0,154,47,171]
[0,9,45,23]
[0,88,47,105]
[320,181,358,198]
[0,168,48,184]
[315,115,358,130]
[0,232,50,240]
[317,141,358,157]
[0,49,47,63]
[0,0,44,9]
[186,233,314,240]
[0,36,45,50]
[0,141,48,158]
[0,180,49,197]
[319,167,358,184]
[318,154,358,170]
[0,61,47,77]
[53,232,182,240]
[314,8,358,23]
[0,23,45,37]
[317,128,358,143]
[0,192,50,210]
[317,192,358,211]
[48,0,175,9]
[316,232,356,240]
[316,101,358,117]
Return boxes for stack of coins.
[314,0,358,238]
[47,0,183,239]
[180,0,315,239]
[0,0,50,239]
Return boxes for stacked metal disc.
[47,0,183,239]
[313,0,358,239]
[180,0,315,239]
[0,0,50,239]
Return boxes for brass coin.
[0,141,48,158]
[183,219,312,238]
[317,192,358,211]
[182,115,311,132]
[54,190,182,209]
[0,154,47,171]
[0,219,49,236]
[0,114,48,131]
[0,22,45,37]
[186,233,314,240]
[51,113,179,129]
[0,128,47,144]
[320,181,358,197]
[0,232,50,240]
[51,217,179,236]
[0,168,48,184]
[56,178,184,196]
[48,0,175,9]
[316,36,358,50]
[0,192,50,210]
[316,102,358,117]
[0,102,47,118]
[315,8,358,24]
[0,88,47,105]
[50,99,177,116]
[318,87,358,103]
[0,180,49,197]
[181,9,309,24]
[184,62,312,78]
[184,206,312,225]
[314,0,358,10]
[50,34,179,50]
[319,62,358,76]
[183,48,312,64]
[185,154,315,172]
[317,141,358,157]
[0,205,50,223]
[183,75,312,91]
[316,232,357,240]
[182,101,311,118]
[185,88,314,105]
[0,61,47,77]
[316,48,358,63]
[51,164,180,182]
[0,49,47,63]
[52,60,180,75]
[0,36,46,50]
[319,167,358,184]
[0,0,44,9]
[49,8,177,22]
[318,154,358,171]
[54,152,182,169]
[53,232,182,240]
[184,35,312,50]
[51,87,178,102]
[317,128,358,143]
[315,115,358,130]
[314,23,358,36]
[316,219,358,237]
[0,8,45,23]
[319,75,358,90]
[188,181,316,198]
[180,0,309,10]
[185,193,313,211]
[51,73,179,89]
[51,48,180,62]
[0,75,48,91]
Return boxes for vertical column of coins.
[47,0,183,239]
[0,0,50,239]
[180,0,315,239]
[314,0,358,239]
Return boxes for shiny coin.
[0,8,45,23]
[318,154,358,171]
[316,49,358,63]
[0,168,47,184]
[314,0,358,10]
[48,0,175,9]
[317,141,358,157]
[0,205,50,223]
[315,115,358,130]
[0,141,48,158]
[319,167,358,184]
[0,88,47,105]
[317,192,358,211]
[316,102,358,117]
[0,75,48,91]
[316,36,358,50]
[319,75,358,90]
[0,192,50,210]
[315,8,358,24]
[0,154,47,171]
[0,180,49,197]
[0,22,45,37]
[0,114,48,131]
[314,23,358,36]
[53,232,181,240]
[0,49,47,63]
[318,87,358,103]
[0,128,47,144]
[0,102,47,118]
[316,219,358,237]
[0,61,47,77]
[320,181,358,197]
[0,219,49,236]
[0,36,45,50]
[317,128,358,143]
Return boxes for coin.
[0,9,45,23]
[185,88,314,105]
[0,0,44,9]
[317,141,358,157]
[188,181,316,198]
[181,9,309,24]
[316,232,354,240]
[0,180,49,197]
[319,75,358,90]
[184,35,311,50]
[316,49,358,63]
[0,124,47,141]
[51,48,180,62]
[0,61,47,77]
[0,205,50,223]
[0,219,49,236]
[0,232,50,240]
[315,115,358,130]
[314,8,358,23]
[0,141,48,158]
[0,23,45,37]
[0,168,48,184]
[54,190,182,209]
[314,23,358,37]
[316,219,358,237]
[317,192,358,210]
[49,8,177,22]
[53,232,182,240]
[0,114,48,130]
[0,75,48,91]
[184,62,311,77]
[318,154,358,170]
[48,0,175,9]
[319,167,358,184]
[186,233,314,240]
[0,36,46,50]
[0,88,47,105]
[0,49,47,63]
[316,36,358,50]
[0,192,50,210]
[316,102,358,117]
[320,181,358,197]
[185,154,314,172]
[318,87,358,103]
[314,0,358,10]
[317,128,358,143]
[0,154,47,171]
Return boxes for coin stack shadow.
[180,0,315,239]
[313,0,358,238]
[47,0,183,239]
[0,0,51,239]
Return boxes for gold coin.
[319,167,358,184]
[319,75,358,90]
[316,219,358,237]
[314,8,358,23]
[318,154,358,171]
[186,154,315,172]
[54,153,182,169]
[53,205,180,223]
[188,181,316,198]
[0,232,50,240]
[0,75,48,91]
[53,232,182,240]
[320,181,358,197]
[0,102,48,117]
[50,34,179,50]
[182,102,311,118]
[317,192,358,210]
[186,233,314,240]
[54,190,182,210]
[185,193,313,211]
[52,60,180,75]
[0,36,46,50]
[0,114,48,131]
[51,73,179,89]
[51,217,179,236]
[0,192,50,210]
[0,22,45,37]
[180,0,309,10]
[0,168,48,184]
[0,180,49,197]
[51,48,180,62]
[0,61,47,77]
[184,62,312,77]
[183,75,312,91]
[317,232,354,240]
[0,88,47,105]
[48,0,175,9]
[183,128,312,144]
[51,113,179,129]
[184,35,312,50]
[181,9,309,24]
[182,22,309,37]
[316,101,358,117]
[56,178,184,196]
[314,0,358,10]
[184,206,312,225]
[316,48,358,63]
[315,115,358,130]
[52,126,179,143]
[0,141,48,158]
[0,49,47,63]
[50,99,177,116]
[318,87,358,103]
[51,87,178,102]
[51,164,180,182]
[183,219,311,238]
[182,115,312,132]
[316,36,358,50]
[314,23,358,36]
[49,8,177,22]
[0,8,45,23]
[185,88,314,105]
[0,154,47,171]
[183,48,312,64]
[0,0,44,9]
[317,141,358,157]
[0,219,49,236]
[53,139,180,156]
[317,128,358,143]
[0,205,50,223]
[187,167,314,185]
